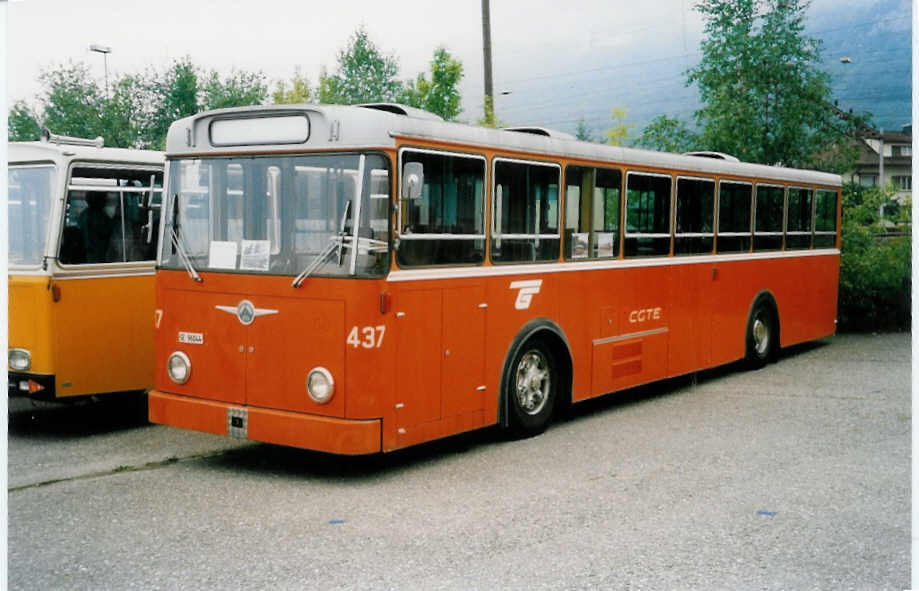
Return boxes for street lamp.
[89,44,112,96]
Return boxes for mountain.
[481,0,910,142]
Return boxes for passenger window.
[59,166,163,264]
[492,159,560,263]
[754,184,785,251]
[674,177,714,255]
[564,166,621,259]
[785,187,813,250]
[813,189,837,248]
[397,149,485,266]
[625,172,672,257]
[716,181,752,253]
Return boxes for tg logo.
[510,279,542,310]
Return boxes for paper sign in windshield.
[240,240,271,271]
[208,241,238,269]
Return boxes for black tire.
[506,338,558,437]
[745,300,775,368]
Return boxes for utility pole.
[481,0,495,127]
[90,44,112,97]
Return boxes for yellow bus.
[8,131,164,401]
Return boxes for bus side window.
[564,165,620,260]
[491,159,560,263]
[624,172,671,257]
[62,167,164,265]
[813,189,837,248]
[397,149,486,267]
[785,187,813,250]
[63,190,120,264]
[754,184,785,251]
[674,177,715,255]
[716,181,752,253]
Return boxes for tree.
[273,68,312,104]
[575,118,594,142]
[400,47,463,120]
[37,62,107,141]
[202,69,267,110]
[140,58,200,149]
[9,58,268,150]
[837,183,911,330]
[99,74,148,148]
[8,100,41,141]
[605,107,633,146]
[319,27,402,104]
[686,0,859,170]
[635,115,698,153]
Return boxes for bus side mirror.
[401,162,423,201]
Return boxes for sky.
[6,0,913,136]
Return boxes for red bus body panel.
[151,247,837,454]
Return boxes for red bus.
[149,103,840,454]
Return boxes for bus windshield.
[161,153,390,278]
[9,165,55,267]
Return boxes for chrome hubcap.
[753,317,769,355]
[515,350,550,415]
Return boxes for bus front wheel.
[507,338,558,437]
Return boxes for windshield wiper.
[292,200,351,288]
[170,194,202,283]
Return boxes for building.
[844,123,912,202]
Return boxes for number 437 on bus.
[347,325,386,349]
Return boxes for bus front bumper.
[148,390,382,455]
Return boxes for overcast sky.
[6,0,912,131]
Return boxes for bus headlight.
[306,367,335,404]
[167,351,191,384]
[9,348,31,372]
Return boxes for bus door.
[54,165,162,397]
[393,282,486,443]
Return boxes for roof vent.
[502,126,575,140]
[356,103,443,121]
[682,151,740,162]
[41,128,104,148]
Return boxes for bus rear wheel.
[507,339,557,437]
[746,301,776,368]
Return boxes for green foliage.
[605,107,634,146]
[686,0,861,171]
[838,183,911,331]
[140,58,200,150]
[273,68,312,104]
[201,69,267,111]
[8,100,41,141]
[400,47,463,120]
[38,62,108,140]
[318,27,402,104]
[635,115,699,153]
[575,118,594,142]
[9,58,267,150]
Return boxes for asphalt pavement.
[8,332,910,590]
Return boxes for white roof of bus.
[8,141,164,167]
[165,104,841,188]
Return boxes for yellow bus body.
[9,274,156,398]
[8,139,163,401]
